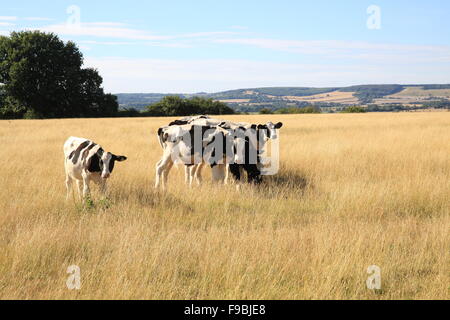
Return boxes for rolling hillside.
[116,84,450,112]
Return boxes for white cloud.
[182,31,237,38]
[213,38,450,63]
[23,17,54,21]
[80,40,137,46]
[0,22,15,27]
[39,22,171,41]
[34,22,241,48]
[79,39,193,48]
[0,16,17,21]
[0,30,9,36]
[83,22,128,27]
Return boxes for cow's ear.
[257,124,265,129]
[251,124,257,130]
[275,122,283,129]
[114,155,127,162]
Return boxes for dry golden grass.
[0,113,449,300]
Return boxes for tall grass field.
[0,112,448,299]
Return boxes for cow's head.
[255,122,283,140]
[88,148,127,179]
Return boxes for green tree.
[259,108,273,114]
[274,106,321,114]
[0,31,118,119]
[145,96,234,116]
[341,106,366,113]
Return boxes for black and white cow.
[156,116,240,187]
[155,124,235,189]
[64,137,127,199]
[193,120,283,186]
[155,116,283,188]
[227,121,283,185]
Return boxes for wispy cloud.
[35,22,238,47]
[80,40,137,46]
[182,31,237,38]
[0,16,17,21]
[79,39,193,48]
[0,22,15,27]
[23,17,54,21]
[213,38,450,63]
[39,22,172,41]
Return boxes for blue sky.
[1,0,449,93]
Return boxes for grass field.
[283,90,358,104]
[0,113,449,300]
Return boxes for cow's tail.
[157,128,166,149]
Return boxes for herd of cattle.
[64,115,283,199]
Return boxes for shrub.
[341,106,366,113]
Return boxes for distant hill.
[116,84,450,113]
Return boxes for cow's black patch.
[109,157,115,173]
[71,141,90,164]
[88,148,104,173]
[219,122,231,129]
[109,154,127,173]
[229,164,241,180]
[257,124,270,138]
[169,120,189,126]
[88,154,101,172]
[81,143,97,161]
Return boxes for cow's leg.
[229,164,241,181]
[211,164,225,184]
[244,164,262,184]
[76,180,83,199]
[100,179,108,196]
[81,172,91,198]
[229,164,243,190]
[193,163,205,185]
[156,152,173,189]
[155,158,166,189]
[184,165,192,185]
[162,160,173,189]
[224,164,230,185]
[65,175,73,200]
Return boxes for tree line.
[119,96,235,117]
